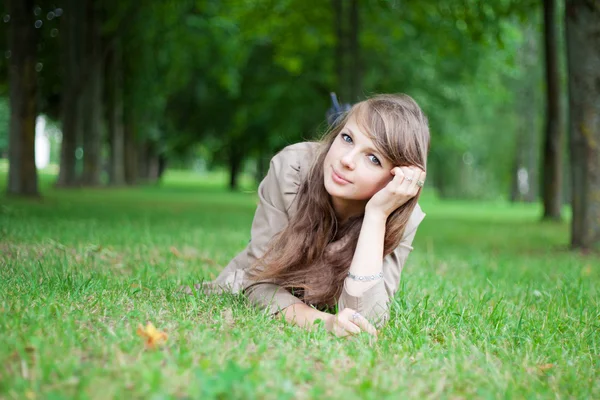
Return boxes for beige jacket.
[202,142,426,326]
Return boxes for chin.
[326,186,354,202]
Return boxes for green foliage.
[0,0,549,197]
[182,0,546,197]
[1,169,598,398]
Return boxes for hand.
[366,166,425,218]
[325,308,378,338]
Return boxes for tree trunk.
[123,118,138,185]
[332,0,348,102]
[57,0,84,187]
[158,154,167,180]
[57,93,80,186]
[348,0,361,102]
[541,0,564,220]
[80,0,103,186]
[566,0,600,250]
[7,0,39,197]
[137,141,160,183]
[228,145,243,191]
[147,152,160,182]
[229,158,242,191]
[255,149,267,184]
[137,141,148,182]
[106,39,125,186]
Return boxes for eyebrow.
[345,127,381,156]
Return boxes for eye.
[340,133,353,143]
[368,155,381,166]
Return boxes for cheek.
[359,173,391,197]
[324,145,337,164]
[328,142,343,158]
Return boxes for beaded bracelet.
[346,271,384,282]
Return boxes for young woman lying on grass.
[196,94,429,338]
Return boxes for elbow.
[244,282,303,316]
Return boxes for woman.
[198,93,429,338]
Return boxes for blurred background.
[1,0,598,248]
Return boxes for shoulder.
[269,141,321,184]
[264,142,321,212]
[271,142,320,169]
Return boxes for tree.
[332,0,346,101]
[1,0,555,200]
[541,0,565,220]
[6,0,39,197]
[106,38,125,185]
[565,0,600,250]
[80,0,104,186]
[348,0,361,102]
[57,0,84,187]
[332,0,361,103]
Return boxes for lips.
[331,167,351,184]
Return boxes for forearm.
[345,209,387,296]
[281,302,332,331]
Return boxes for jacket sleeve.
[242,149,305,315]
[337,206,426,328]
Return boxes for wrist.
[364,206,389,222]
[323,313,335,333]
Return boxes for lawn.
[1,167,599,399]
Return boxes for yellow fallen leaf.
[170,246,182,258]
[538,363,554,371]
[136,322,168,349]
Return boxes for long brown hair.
[248,94,430,307]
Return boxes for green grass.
[1,167,599,399]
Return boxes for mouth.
[331,167,351,184]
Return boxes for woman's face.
[323,116,394,218]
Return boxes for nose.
[340,150,356,170]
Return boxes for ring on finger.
[407,168,419,183]
[351,312,362,321]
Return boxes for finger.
[390,167,404,182]
[389,167,406,189]
[333,324,351,337]
[415,169,427,191]
[333,310,361,337]
[338,309,362,335]
[341,321,362,335]
[406,167,423,193]
[398,167,416,191]
[350,314,378,336]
